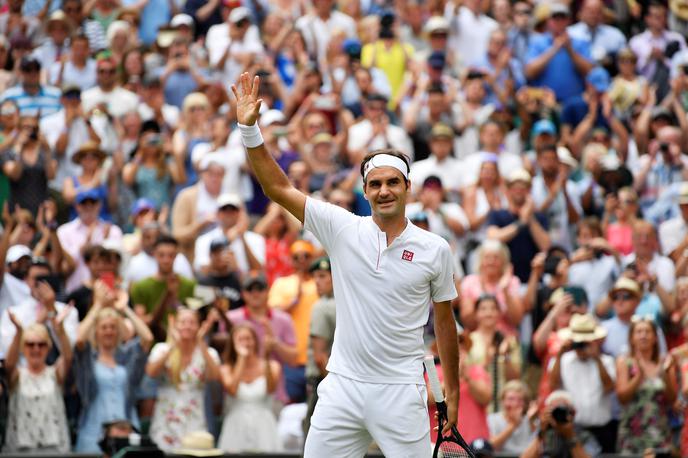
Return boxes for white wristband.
[238,122,264,148]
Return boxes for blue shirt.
[561,95,611,130]
[526,32,593,102]
[0,84,62,117]
[471,55,526,106]
[138,0,172,46]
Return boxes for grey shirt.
[305,295,336,379]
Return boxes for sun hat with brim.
[173,431,223,457]
[72,141,106,164]
[558,313,608,342]
[507,168,532,185]
[609,277,641,298]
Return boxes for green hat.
[309,257,331,273]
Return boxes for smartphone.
[100,272,116,291]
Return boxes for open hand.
[231,72,263,126]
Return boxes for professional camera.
[551,405,575,424]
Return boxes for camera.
[29,127,38,141]
[551,405,574,424]
[659,142,670,154]
[544,254,563,276]
[146,134,162,146]
[571,341,589,350]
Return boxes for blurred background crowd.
[3,0,688,456]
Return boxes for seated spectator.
[57,187,123,293]
[73,285,153,452]
[0,258,79,358]
[193,193,264,276]
[467,294,522,413]
[218,323,282,452]
[62,141,113,221]
[130,235,196,341]
[2,311,72,453]
[460,240,523,334]
[2,113,57,214]
[145,307,221,451]
[488,381,537,454]
[550,314,616,452]
[615,317,677,453]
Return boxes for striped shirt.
[0,84,62,117]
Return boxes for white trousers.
[303,373,432,458]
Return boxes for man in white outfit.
[232,73,460,457]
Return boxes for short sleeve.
[310,303,332,339]
[149,342,170,364]
[525,37,548,64]
[304,196,358,252]
[277,314,298,347]
[430,240,458,303]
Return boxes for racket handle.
[423,356,444,403]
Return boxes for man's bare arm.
[232,73,306,223]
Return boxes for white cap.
[199,155,226,172]
[229,6,251,24]
[6,245,32,264]
[259,109,286,128]
[424,16,450,34]
[170,14,194,28]
[557,146,578,168]
[217,193,243,208]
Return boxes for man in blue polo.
[525,3,594,103]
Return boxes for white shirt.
[622,252,676,292]
[40,109,90,190]
[193,226,266,274]
[138,103,180,130]
[463,151,523,187]
[0,300,79,359]
[444,5,498,70]
[347,119,414,161]
[191,142,246,197]
[530,175,582,252]
[659,215,687,257]
[406,201,469,262]
[568,22,627,61]
[124,251,193,286]
[205,24,264,87]
[295,11,357,62]
[0,273,31,319]
[553,351,616,427]
[81,86,139,118]
[568,255,619,310]
[304,197,457,384]
[409,156,464,192]
[48,59,97,90]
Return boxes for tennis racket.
[423,356,476,458]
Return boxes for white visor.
[363,154,409,181]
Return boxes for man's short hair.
[153,234,178,250]
[359,149,411,183]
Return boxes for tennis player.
[232,73,460,457]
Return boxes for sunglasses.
[25,341,48,348]
[613,292,635,301]
[98,68,116,75]
[189,105,207,112]
[245,285,267,292]
[292,253,312,261]
[515,9,532,14]
[79,198,99,205]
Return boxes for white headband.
[363,154,409,180]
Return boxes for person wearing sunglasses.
[81,55,138,119]
[2,307,72,453]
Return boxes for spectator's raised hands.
[232,72,263,126]
[7,310,22,331]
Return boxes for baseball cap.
[430,122,453,139]
[587,66,611,93]
[75,188,101,204]
[20,56,41,72]
[424,16,450,34]
[217,193,242,209]
[198,155,225,172]
[427,51,446,70]
[170,13,194,28]
[229,6,251,23]
[342,38,362,57]
[679,182,688,205]
[309,256,331,273]
[62,84,81,97]
[549,3,570,16]
[423,175,443,190]
[259,109,286,128]
[532,119,556,136]
[507,168,532,185]
[6,245,32,264]
[651,106,673,123]
[242,272,268,290]
[131,198,156,216]
[290,239,315,255]
[311,132,333,145]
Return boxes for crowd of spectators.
[5,0,688,456]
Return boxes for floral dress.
[148,343,220,451]
[617,360,672,453]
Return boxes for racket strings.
[438,440,473,458]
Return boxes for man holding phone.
[548,314,616,452]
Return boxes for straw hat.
[558,314,608,342]
[173,431,222,457]
[72,141,106,164]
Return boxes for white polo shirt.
[304,197,457,385]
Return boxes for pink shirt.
[57,218,123,293]
[460,274,521,335]
[606,223,633,256]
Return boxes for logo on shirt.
[402,250,414,262]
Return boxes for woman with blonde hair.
[218,323,282,452]
[73,282,153,452]
[488,380,538,453]
[459,239,523,334]
[172,92,212,192]
[145,307,221,451]
[2,308,72,453]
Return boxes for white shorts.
[304,373,432,458]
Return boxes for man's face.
[611,289,639,318]
[580,0,603,27]
[26,265,50,294]
[154,243,177,275]
[427,92,446,116]
[140,227,159,253]
[508,181,530,206]
[548,13,570,35]
[538,150,559,178]
[430,137,452,159]
[313,270,333,296]
[292,249,313,273]
[8,256,31,279]
[513,2,532,27]
[21,68,40,90]
[241,284,269,308]
[64,0,83,22]
[646,5,667,31]
[96,62,117,89]
[76,198,101,224]
[632,226,656,256]
[364,100,386,122]
[363,166,409,219]
[217,205,239,229]
[201,165,225,194]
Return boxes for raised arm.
[4,311,23,387]
[53,307,73,385]
[232,73,306,222]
